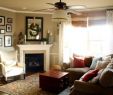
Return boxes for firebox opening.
[25,53,44,73]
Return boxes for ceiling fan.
[35,0,85,14]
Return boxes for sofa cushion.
[66,67,90,73]
[66,67,90,84]
[90,57,102,69]
[80,69,99,82]
[99,68,113,87]
[84,56,93,67]
[74,80,103,94]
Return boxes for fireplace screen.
[25,53,44,73]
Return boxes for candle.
[24,35,26,44]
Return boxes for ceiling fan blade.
[46,3,55,6]
[67,9,82,15]
[34,8,55,12]
[68,5,86,10]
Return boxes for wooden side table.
[39,70,69,93]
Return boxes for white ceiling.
[0,0,113,13]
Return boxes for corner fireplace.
[17,44,52,74]
[25,53,44,73]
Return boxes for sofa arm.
[62,63,70,70]
[73,80,103,94]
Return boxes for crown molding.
[0,6,52,14]
[0,7,16,12]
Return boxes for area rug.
[0,73,70,95]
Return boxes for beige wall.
[0,9,16,47]
[0,9,17,62]
[0,9,59,67]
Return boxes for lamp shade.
[52,9,70,22]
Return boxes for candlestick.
[24,35,26,44]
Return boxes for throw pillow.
[89,69,103,84]
[95,60,109,70]
[88,74,100,84]
[107,62,113,69]
[72,57,85,68]
[90,57,102,69]
[99,68,113,87]
[80,69,99,82]
[95,61,102,70]
[110,58,113,63]
[102,55,111,62]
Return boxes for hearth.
[25,53,44,73]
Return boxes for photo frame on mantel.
[25,16,43,41]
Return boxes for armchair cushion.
[1,60,24,81]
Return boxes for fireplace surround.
[25,53,44,73]
[17,44,52,74]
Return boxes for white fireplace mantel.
[17,44,52,73]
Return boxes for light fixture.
[52,9,71,22]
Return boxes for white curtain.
[58,23,63,64]
[59,21,72,64]
[106,9,113,54]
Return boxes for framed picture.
[0,29,5,34]
[4,35,12,47]
[0,16,5,26]
[0,38,2,46]
[6,24,12,32]
[7,18,13,23]
[25,16,43,41]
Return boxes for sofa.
[69,54,113,95]
[63,54,113,85]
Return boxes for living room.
[0,0,113,95]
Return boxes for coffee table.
[39,70,69,93]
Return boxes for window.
[63,18,112,63]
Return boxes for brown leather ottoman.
[39,70,69,93]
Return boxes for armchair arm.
[0,62,6,76]
[17,62,25,67]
